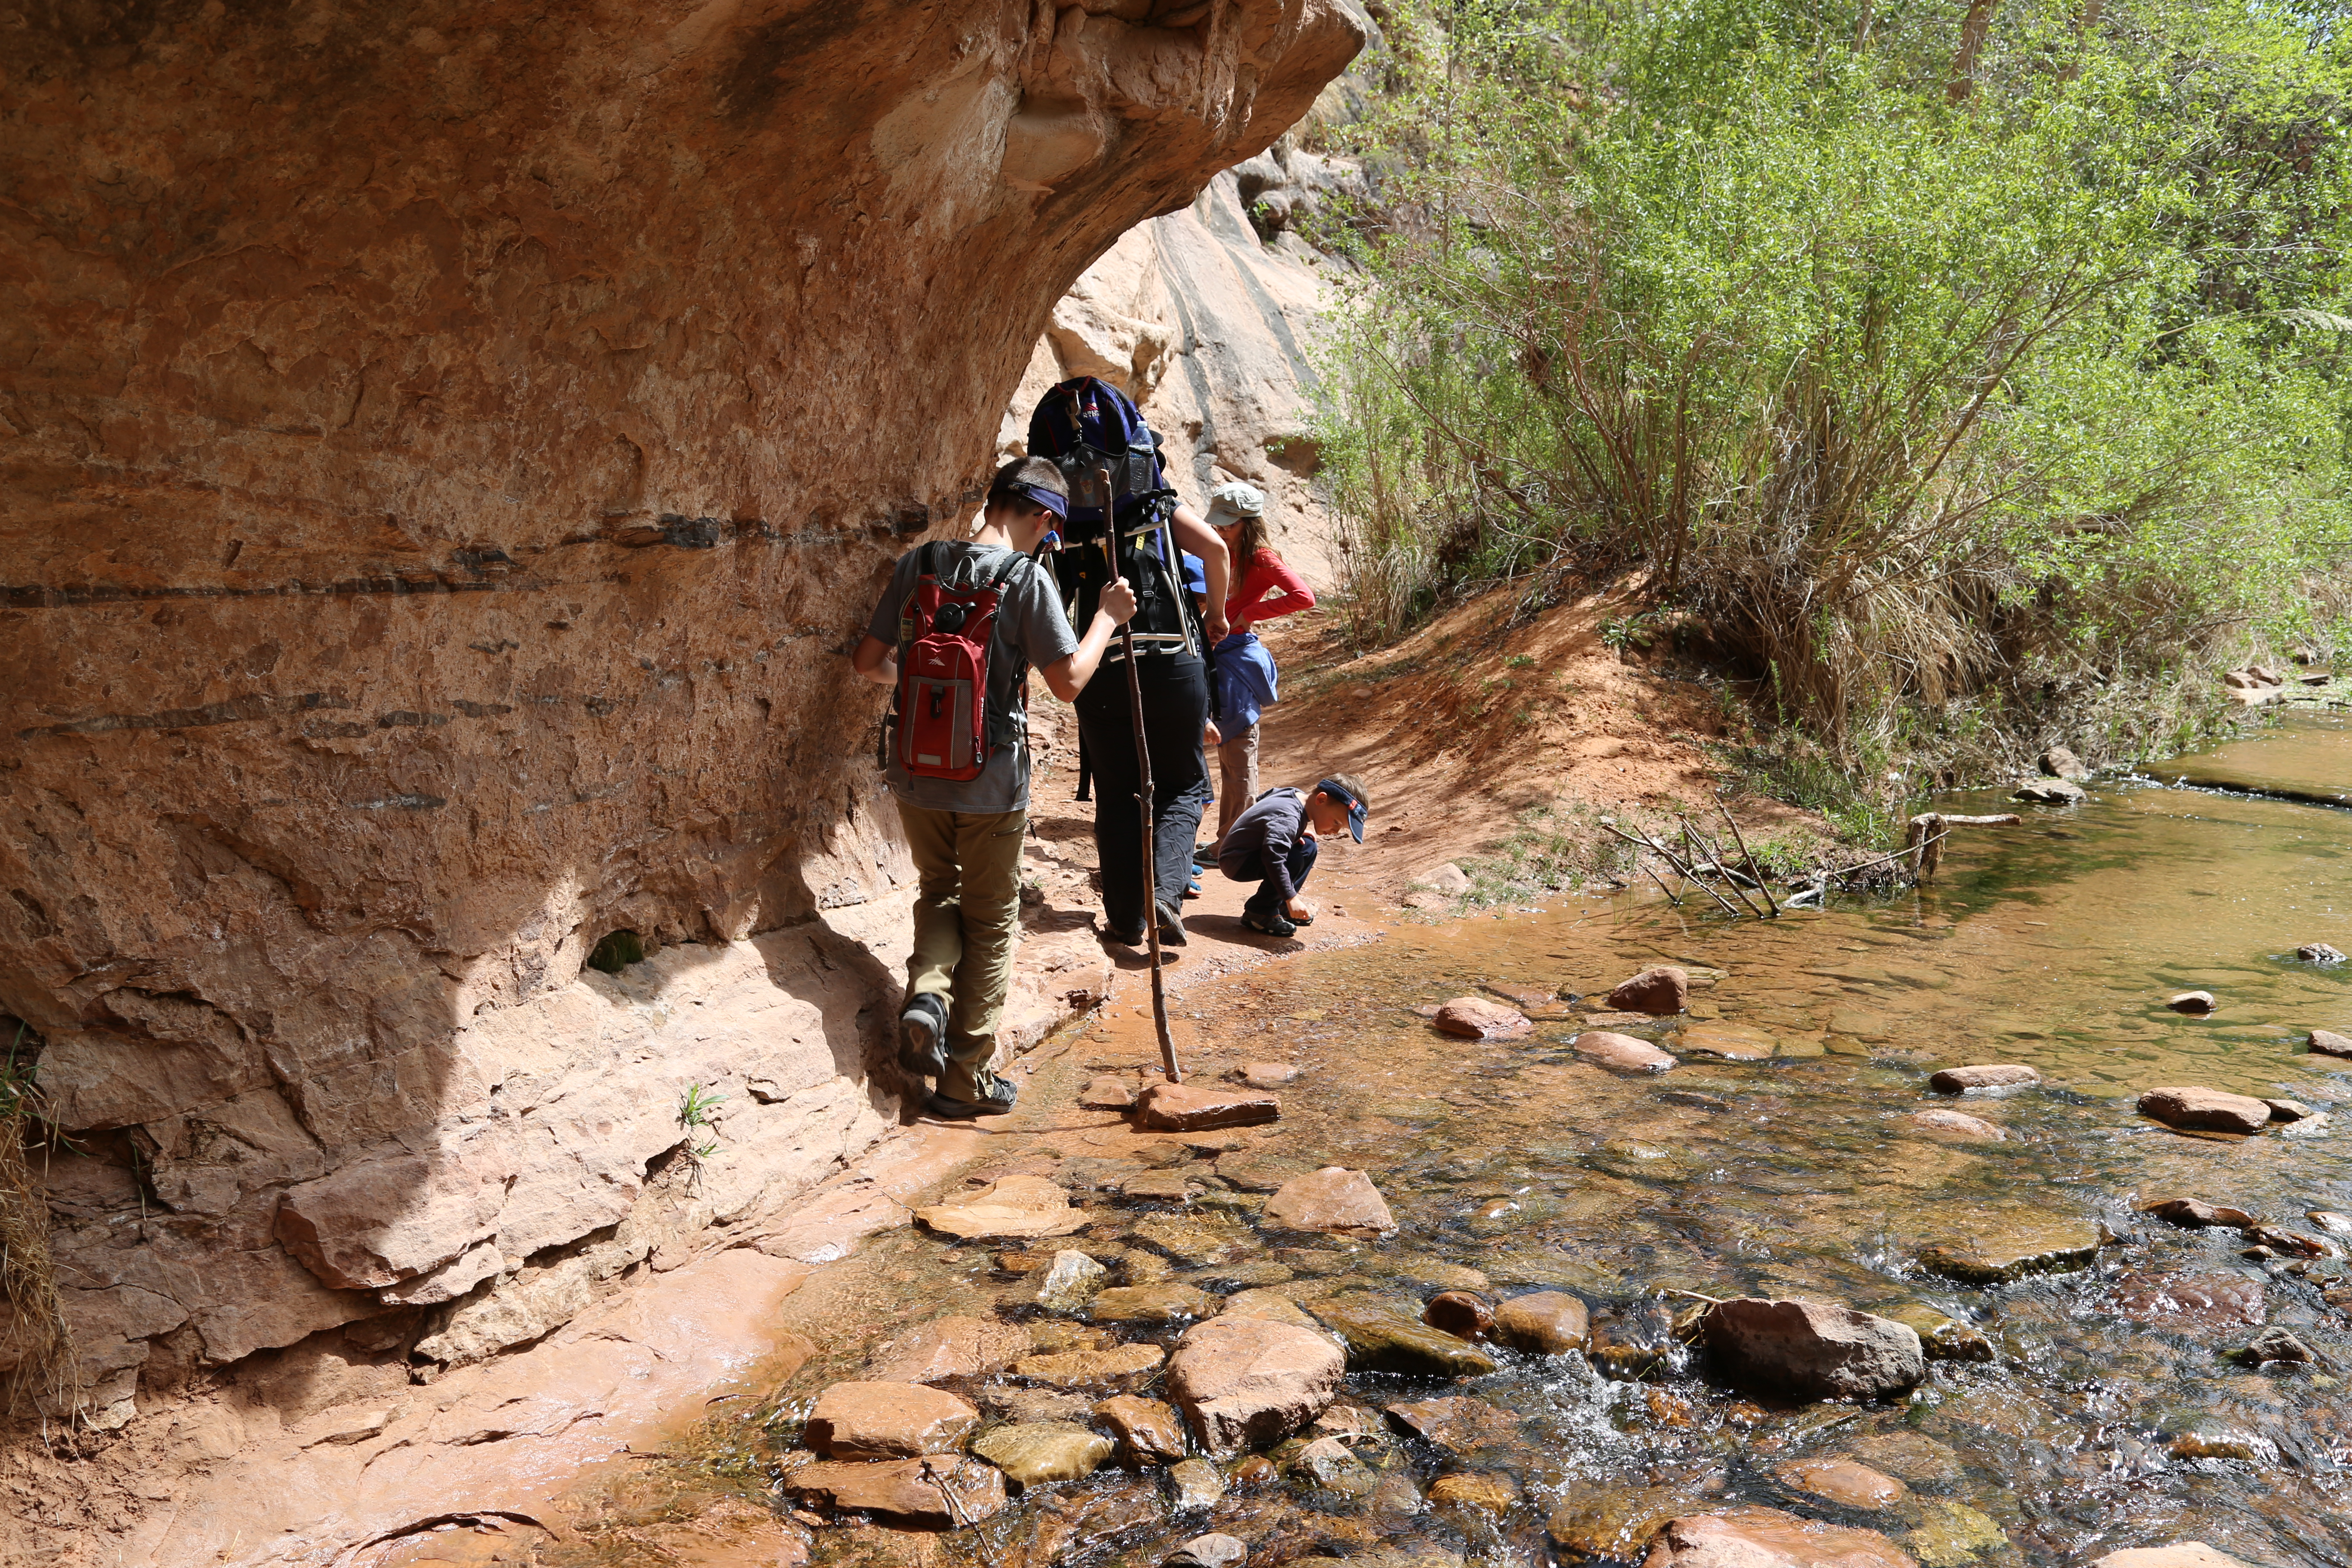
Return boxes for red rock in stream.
[1574,1032,1677,1074]
[1700,1298,1925,1402]
[2310,1029,2352,1057]
[1642,1507,1917,1567]
[1491,1291,1589,1353]
[1164,1315,1344,1457]
[1422,1290,1494,1340]
[786,1456,1007,1525]
[1434,996,1533,1039]
[1264,1167,1396,1237]
[1929,1064,2039,1092]
[1908,1108,2004,1141]
[2105,1271,2265,1329]
[805,1381,980,1459]
[1606,965,1689,1016]
[867,1316,1032,1383]
[1136,1083,1281,1131]
[2138,1086,2270,1135]
[2166,990,2218,1014]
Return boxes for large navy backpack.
[1026,377,1175,536]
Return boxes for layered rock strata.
[2,0,1362,1421]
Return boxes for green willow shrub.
[1318,0,2352,756]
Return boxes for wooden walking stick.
[1099,466,1182,1084]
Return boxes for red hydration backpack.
[888,544,1030,781]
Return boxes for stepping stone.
[1680,1024,1773,1060]
[805,1381,980,1459]
[1165,1315,1345,1457]
[1236,1062,1301,1087]
[2297,944,2346,963]
[1929,1063,2039,1092]
[1264,1168,1397,1237]
[1643,1508,1915,1568]
[2014,778,2086,803]
[2138,1085,2269,1135]
[1218,1289,1324,1331]
[2166,990,2217,1014]
[1034,1250,1108,1314]
[2312,1028,2352,1057]
[1136,1083,1280,1131]
[2092,1548,2257,1568]
[2138,1198,2256,1230]
[1700,1298,1923,1402]
[1080,1075,1137,1109]
[1384,1395,1519,1452]
[1167,1533,1247,1568]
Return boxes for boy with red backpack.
[851,459,1136,1118]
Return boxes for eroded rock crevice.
[1,0,1363,1430]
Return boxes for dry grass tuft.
[0,1023,75,1418]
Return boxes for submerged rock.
[2092,1548,2257,1568]
[1909,1500,2008,1565]
[1097,1394,1188,1461]
[1168,1533,1247,1568]
[1928,1063,2039,1092]
[1427,1471,1519,1516]
[2138,1085,2269,1134]
[1491,1290,1590,1354]
[1089,1283,1218,1326]
[1167,1456,1226,1510]
[1700,1298,1925,1402]
[1883,1303,1994,1363]
[1434,996,1533,1039]
[1574,1031,1678,1074]
[2138,1198,2257,1230]
[1641,1507,1917,1568]
[1283,1433,1380,1496]
[805,1381,980,1460]
[1164,1315,1346,1456]
[1137,1083,1281,1131]
[1311,1298,1501,1377]
[2013,778,2086,804]
[917,1175,1088,1240]
[2165,990,2218,1014]
[1081,1075,1138,1109]
[868,1316,1032,1383]
[1908,1108,2004,1141]
[1680,1024,1775,1061]
[1775,1457,1908,1509]
[2104,1271,2265,1329]
[1011,1343,1166,1387]
[1384,1395,1520,1452]
[1606,965,1689,1016]
[786,1456,1007,1525]
[1220,1288,1326,1331]
[1264,1168,1398,1237]
[1917,1216,2102,1283]
[1849,1430,1966,1485]
[1035,1250,1110,1314]
[972,1421,1113,1487]
[2227,1326,2322,1367]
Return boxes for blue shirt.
[1212,631,1278,731]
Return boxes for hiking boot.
[1102,924,1145,946]
[898,992,949,1078]
[1241,908,1298,938]
[925,1073,1019,1120]
[1192,842,1220,868]
[1156,902,1188,946]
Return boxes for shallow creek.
[555,717,2352,1567]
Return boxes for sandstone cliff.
[1,0,1361,1425]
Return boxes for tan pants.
[895,802,1026,1101]
[1215,722,1260,846]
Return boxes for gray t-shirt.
[866,542,1078,814]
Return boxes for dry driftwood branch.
[1715,800,1781,917]
[1906,811,2021,883]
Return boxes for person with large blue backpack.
[1027,378,1231,960]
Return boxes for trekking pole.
[1100,469,1182,1084]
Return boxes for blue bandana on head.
[1317,777,1368,843]
[1005,481,1067,519]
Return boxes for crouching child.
[1218,775,1369,937]
[851,458,1137,1118]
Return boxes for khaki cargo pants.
[895,802,1026,1102]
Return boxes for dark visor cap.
[1316,777,1367,843]
[998,481,1067,519]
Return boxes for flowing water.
[557,716,2352,1568]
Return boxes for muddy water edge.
[546,715,2352,1567]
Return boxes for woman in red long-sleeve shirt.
[1205,482,1316,847]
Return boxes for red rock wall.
[0,0,1360,1413]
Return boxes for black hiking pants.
[1076,652,1210,941]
